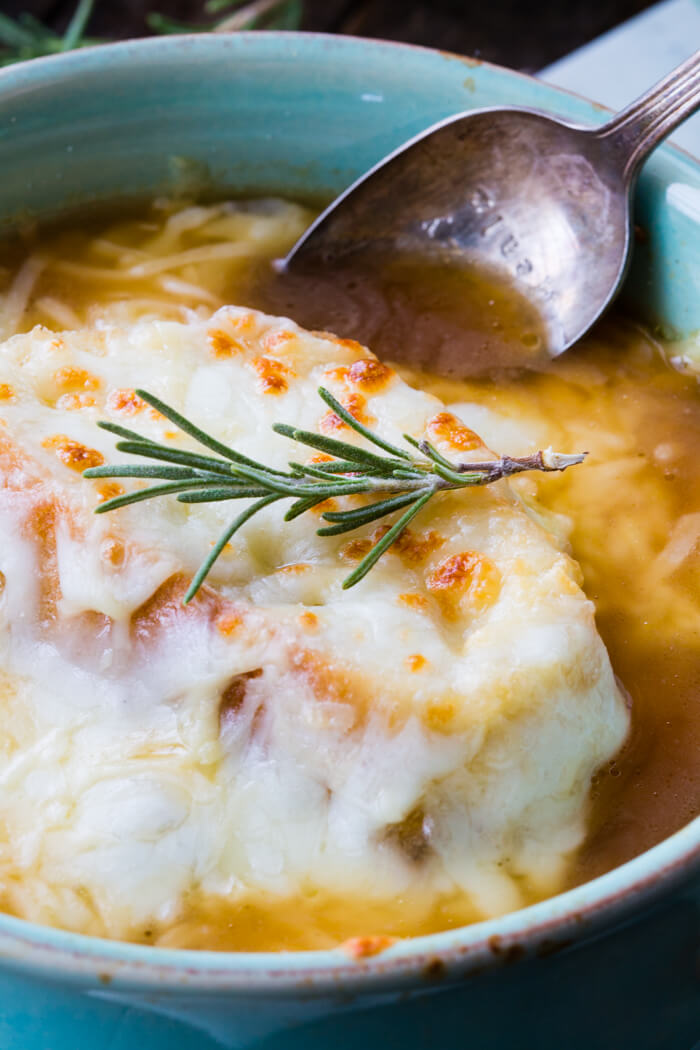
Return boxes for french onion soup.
[0,198,695,952]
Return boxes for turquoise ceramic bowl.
[0,33,698,1050]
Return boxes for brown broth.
[247,252,700,891]
[0,198,697,949]
[246,254,550,376]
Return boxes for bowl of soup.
[0,31,697,1050]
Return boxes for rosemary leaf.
[288,460,385,481]
[341,492,433,589]
[284,494,336,521]
[84,464,211,481]
[403,433,456,470]
[114,440,236,477]
[183,493,283,603]
[94,480,216,514]
[317,491,422,536]
[287,461,348,481]
[97,420,158,443]
[318,387,412,461]
[177,486,269,503]
[271,423,302,440]
[293,460,376,475]
[134,389,288,476]
[320,490,422,525]
[272,423,406,471]
[101,411,268,477]
[391,466,432,480]
[422,440,457,469]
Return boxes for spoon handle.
[595,49,700,178]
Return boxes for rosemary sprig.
[0,0,302,68]
[84,386,586,600]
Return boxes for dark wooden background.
[3,0,656,72]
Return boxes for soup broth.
[0,198,697,950]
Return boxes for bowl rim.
[0,815,697,994]
[0,29,697,994]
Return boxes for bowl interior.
[0,32,697,990]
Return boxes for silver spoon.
[282,50,700,359]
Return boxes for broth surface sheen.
[0,198,697,950]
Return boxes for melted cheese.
[0,306,629,945]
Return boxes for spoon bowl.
[285,51,700,361]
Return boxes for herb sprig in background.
[0,0,302,66]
